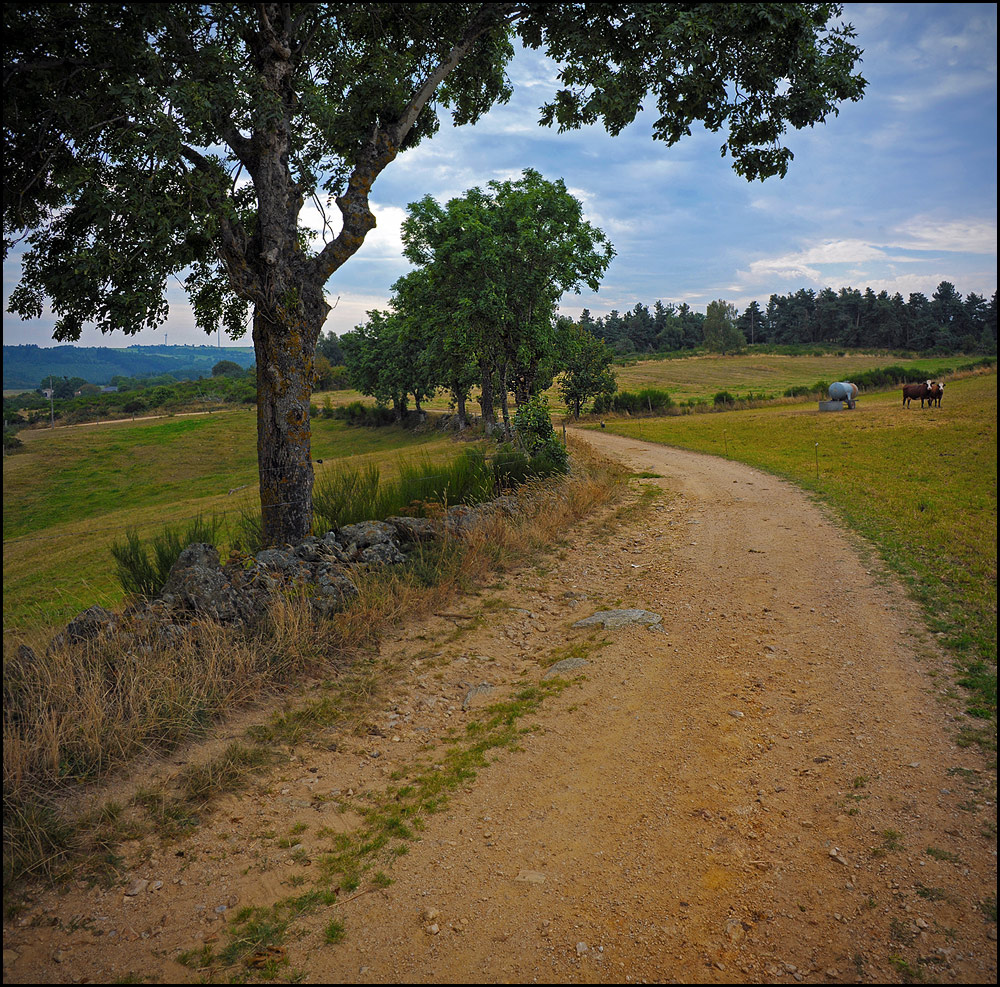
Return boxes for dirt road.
[5,431,996,984]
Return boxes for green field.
[606,351,973,405]
[2,411,468,629]
[596,370,997,721]
[316,351,973,418]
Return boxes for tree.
[4,4,866,545]
[703,300,744,354]
[400,169,615,437]
[316,330,344,367]
[212,359,244,378]
[559,323,618,417]
[736,300,765,345]
[341,308,437,419]
[392,268,480,428]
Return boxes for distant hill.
[2,344,256,389]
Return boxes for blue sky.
[3,3,996,349]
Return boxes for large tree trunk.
[253,307,319,547]
[478,355,496,429]
[499,361,512,442]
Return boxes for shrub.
[111,515,224,599]
[333,401,396,427]
[514,397,568,475]
[713,390,735,407]
[592,387,673,415]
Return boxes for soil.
[4,430,996,985]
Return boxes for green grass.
[603,351,976,406]
[2,410,468,628]
[596,371,997,722]
[317,352,978,419]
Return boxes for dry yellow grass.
[3,438,624,884]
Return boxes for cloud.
[323,291,395,335]
[893,217,997,255]
[745,239,890,281]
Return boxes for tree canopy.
[396,169,614,434]
[558,323,618,417]
[3,3,867,544]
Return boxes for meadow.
[310,351,972,417]
[606,351,968,404]
[2,410,469,629]
[4,351,986,630]
[596,369,998,722]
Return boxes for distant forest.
[5,281,997,392]
[581,282,997,356]
[2,343,255,390]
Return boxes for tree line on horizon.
[580,282,998,357]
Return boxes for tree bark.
[253,307,319,546]
[499,361,512,442]
[478,355,496,429]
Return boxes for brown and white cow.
[902,380,933,408]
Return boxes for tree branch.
[314,3,517,281]
[179,145,260,305]
[160,10,255,166]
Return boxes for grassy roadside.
[594,370,997,733]
[2,413,474,629]
[3,437,625,891]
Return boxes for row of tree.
[340,170,617,433]
[584,283,998,356]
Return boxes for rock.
[158,544,252,623]
[462,682,495,711]
[50,604,117,652]
[515,870,546,884]
[359,542,406,565]
[543,657,590,679]
[311,568,359,616]
[292,536,323,562]
[571,609,663,629]
[444,504,482,537]
[337,520,399,551]
[124,878,148,897]
[386,516,442,544]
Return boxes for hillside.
[2,344,256,390]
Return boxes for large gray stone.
[571,609,663,629]
[158,543,250,623]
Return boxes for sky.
[3,2,997,350]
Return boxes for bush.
[713,390,735,407]
[111,515,224,599]
[3,431,24,453]
[592,387,673,415]
[514,397,568,474]
[333,401,397,426]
